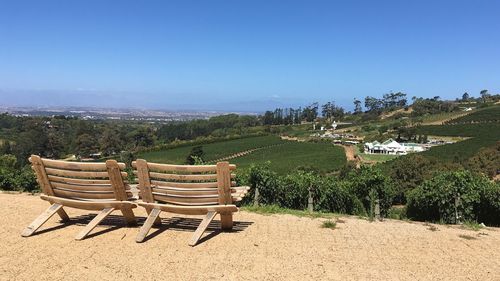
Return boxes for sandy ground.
[1,193,499,281]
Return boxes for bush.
[0,165,38,192]
[344,166,396,217]
[245,162,280,206]
[387,206,407,220]
[382,154,440,203]
[407,170,491,224]
[317,179,365,215]
[12,165,38,192]
[477,181,500,226]
[276,171,319,209]
[243,163,375,217]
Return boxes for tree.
[480,89,490,103]
[377,125,388,135]
[45,131,64,158]
[364,96,383,114]
[395,126,417,141]
[100,128,123,156]
[406,170,489,224]
[322,102,334,120]
[262,111,273,125]
[75,134,96,157]
[0,141,12,155]
[411,97,458,116]
[462,92,469,101]
[353,99,363,114]
[395,92,408,107]
[186,146,204,165]
[345,166,396,217]
[128,127,155,149]
[0,154,17,169]
[465,141,500,178]
[301,103,319,122]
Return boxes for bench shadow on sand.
[34,214,253,244]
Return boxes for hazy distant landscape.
[0,106,257,121]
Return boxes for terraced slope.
[230,141,346,174]
[138,135,346,174]
[138,135,284,164]
[417,123,500,161]
[445,105,500,124]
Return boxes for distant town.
[0,106,258,122]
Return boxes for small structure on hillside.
[364,139,425,155]
[332,121,338,130]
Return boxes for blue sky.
[0,0,499,111]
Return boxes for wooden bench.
[22,155,137,240]
[132,159,249,246]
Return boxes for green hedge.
[0,154,38,192]
[407,170,500,225]
[240,163,394,217]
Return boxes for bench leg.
[56,208,70,222]
[220,212,233,231]
[21,203,64,237]
[189,211,217,247]
[75,208,114,241]
[146,208,162,226]
[136,208,161,243]
[121,207,137,226]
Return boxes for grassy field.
[416,123,500,161]
[360,153,400,163]
[138,135,346,174]
[280,124,314,137]
[230,141,346,174]
[419,111,471,124]
[446,105,500,123]
[138,135,284,163]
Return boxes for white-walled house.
[364,139,426,155]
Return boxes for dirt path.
[208,144,283,163]
[339,145,364,167]
[422,112,472,125]
[342,145,356,161]
[1,193,499,280]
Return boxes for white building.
[364,139,426,155]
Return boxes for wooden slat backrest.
[216,162,232,205]
[30,155,131,201]
[134,159,154,203]
[30,155,56,196]
[106,160,131,201]
[132,160,236,206]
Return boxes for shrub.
[321,220,336,229]
[477,181,500,226]
[317,179,365,215]
[345,166,396,217]
[12,165,38,192]
[465,141,500,179]
[276,171,318,209]
[0,164,38,192]
[186,146,204,164]
[243,163,381,216]
[387,206,407,220]
[245,162,280,205]
[407,170,488,224]
[0,168,15,190]
[382,154,441,203]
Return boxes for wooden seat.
[132,159,249,246]
[21,155,137,240]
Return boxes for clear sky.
[0,0,499,111]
